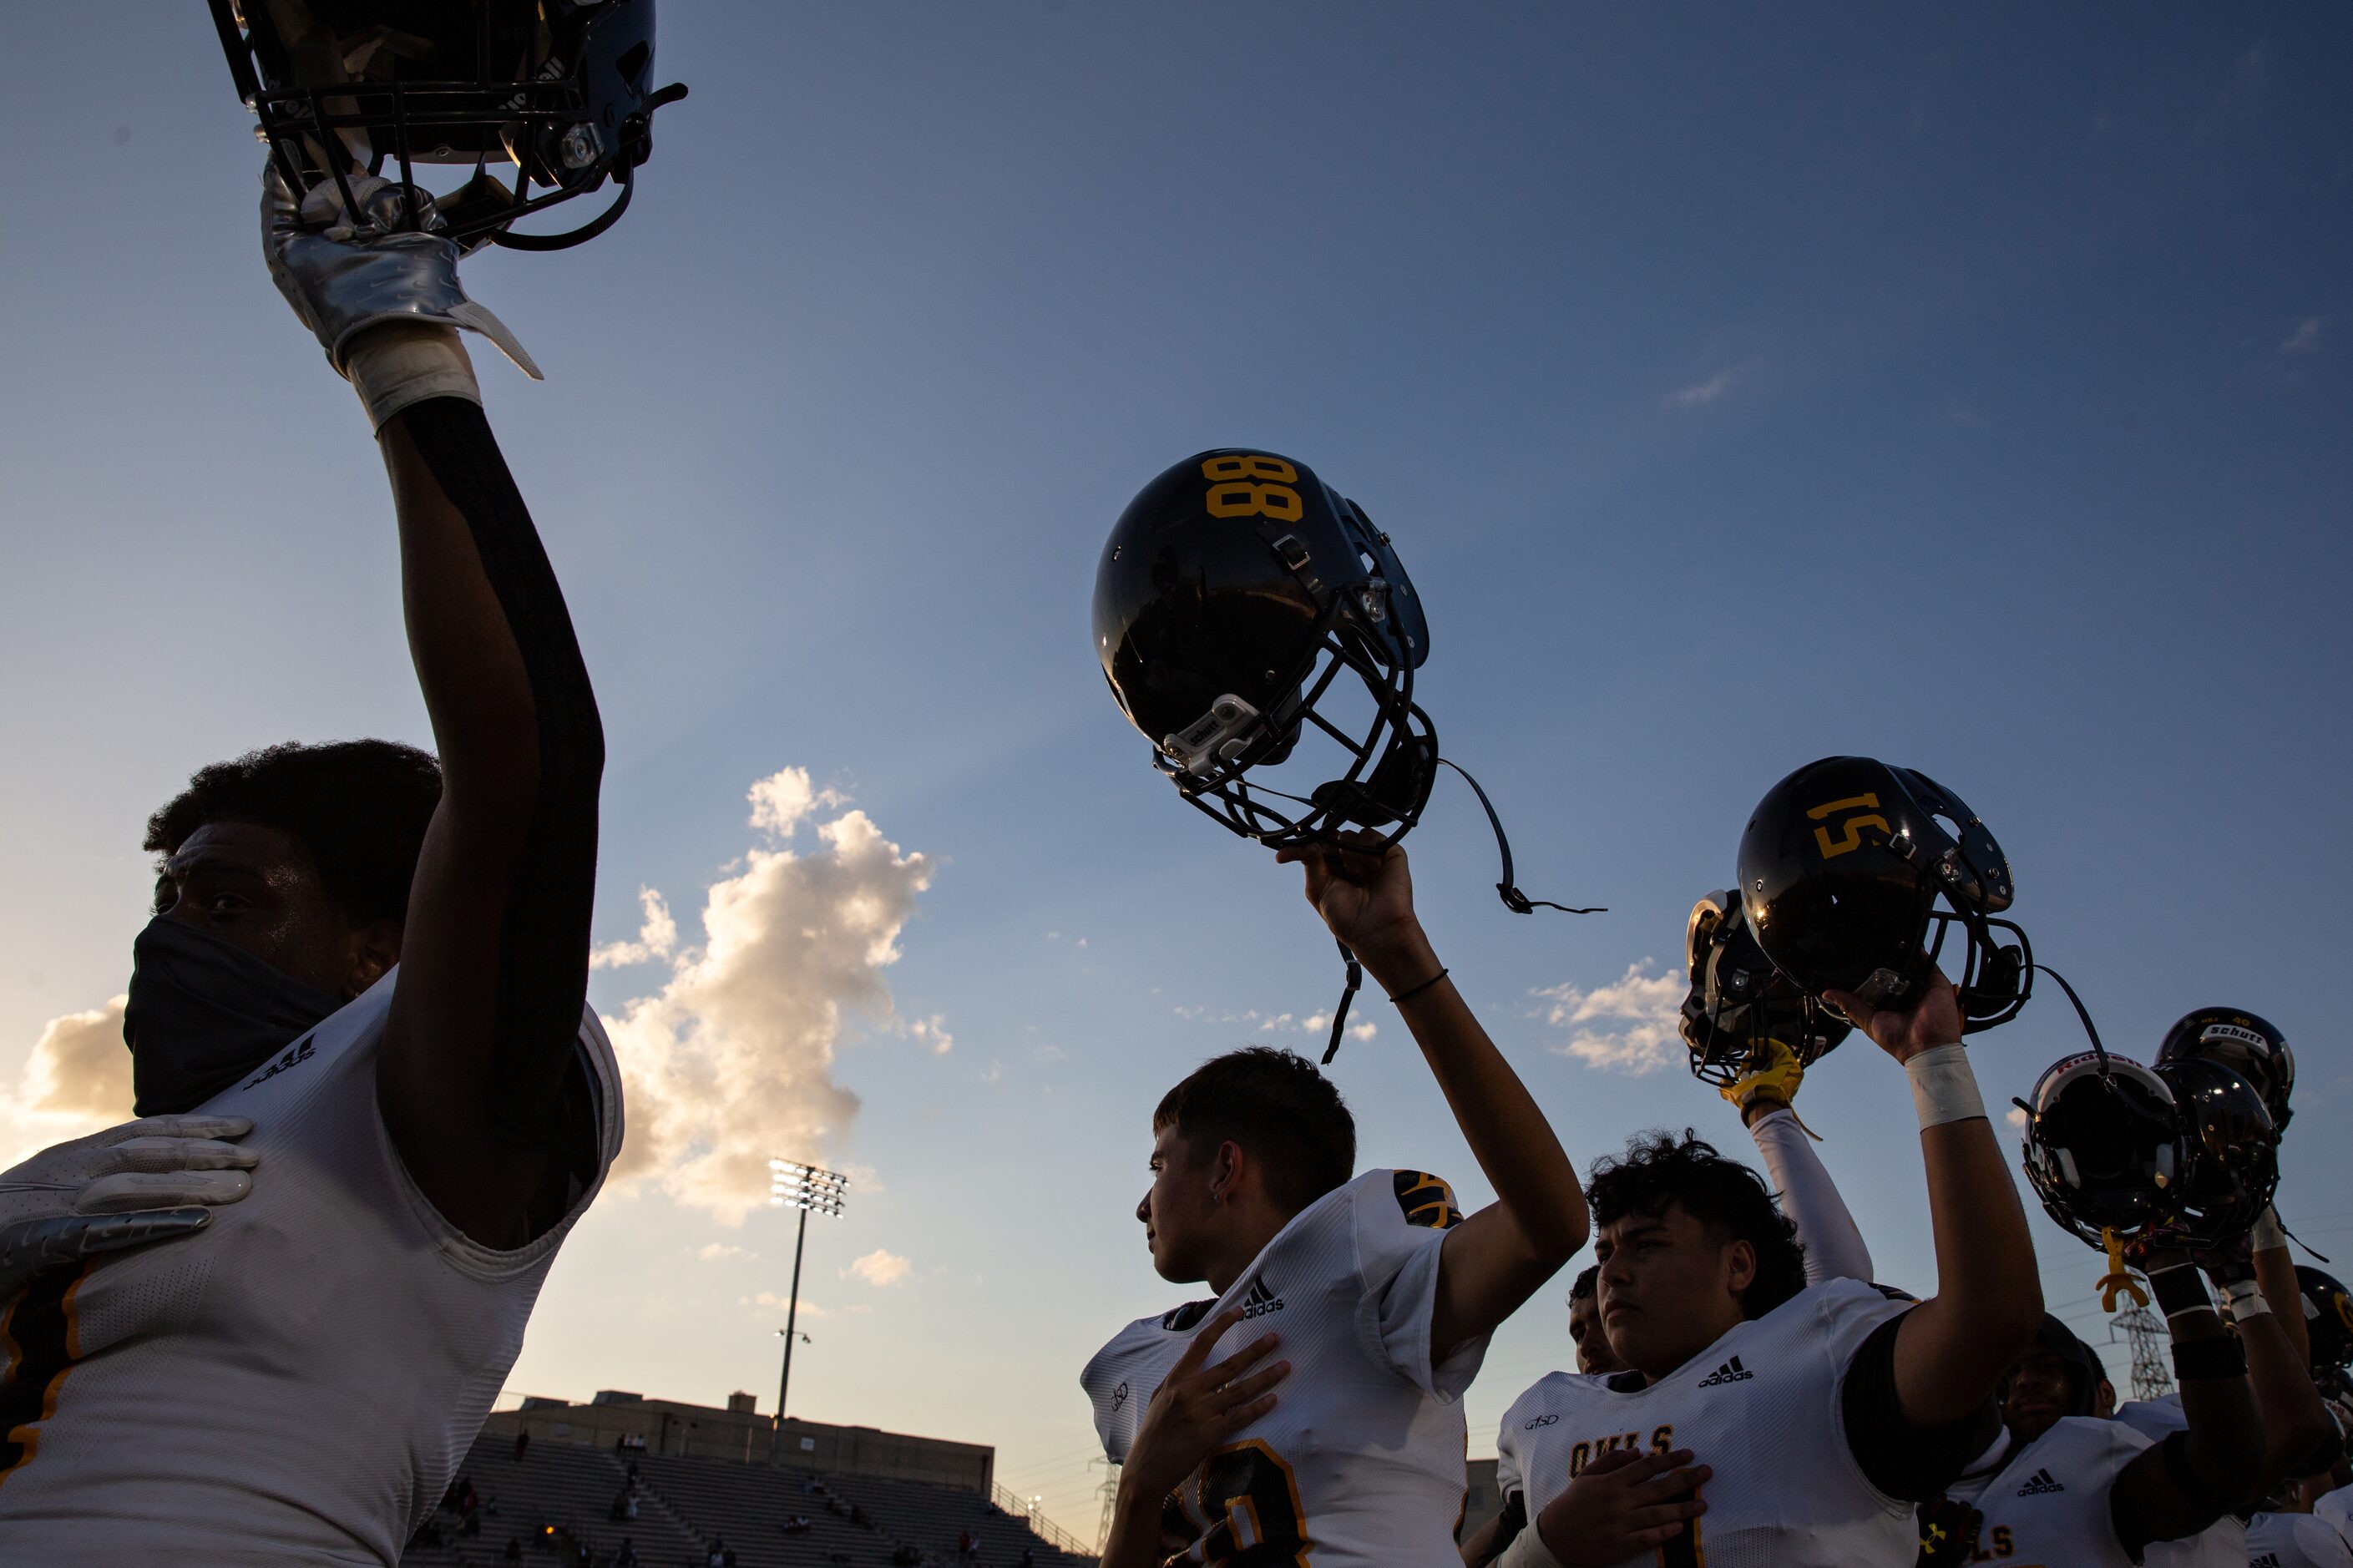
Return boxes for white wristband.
[2251,1206,2288,1253]
[2222,1279,2269,1322]
[1495,1519,1567,1568]
[1905,1044,1986,1129]
[342,321,480,432]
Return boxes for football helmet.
[2157,1007,2295,1132]
[209,0,687,251]
[2149,1055,2280,1249]
[1678,890,1850,1086]
[1095,448,1432,851]
[2017,1051,2183,1251]
[2298,1266,2353,1375]
[1736,756,2028,1029]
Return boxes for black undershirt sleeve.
[398,397,603,1176]
[1475,1492,1526,1565]
[1840,1313,2003,1502]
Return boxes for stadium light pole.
[767,1159,848,1459]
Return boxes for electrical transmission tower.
[1095,1459,1121,1556]
[2115,1304,2173,1403]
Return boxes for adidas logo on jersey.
[1110,1381,1128,1412]
[2250,1555,2280,1568]
[1696,1355,1754,1386]
[2015,1469,2065,1496]
[1241,1277,1286,1320]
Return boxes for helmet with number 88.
[1092,449,1433,849]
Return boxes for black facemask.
[123,918,342,1115]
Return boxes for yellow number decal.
[1201,455,1298,483]
[1206,482,1303,522]
[1807,793,1890,859]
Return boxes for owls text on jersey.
[2247,1512,2353,1568]
[1495,1277,1939,1567]
[0,969,621,1565]
[1080,1168,1481,1568]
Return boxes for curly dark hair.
[1570,1263,1601,1302]
[144,741,443,928]
[1154,1046,1354,1215]
[1586,1130,1808,1319]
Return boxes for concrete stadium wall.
[485,1396,995,1495]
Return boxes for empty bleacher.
[401,1433,1091,1568]
[399,1433,697,1567]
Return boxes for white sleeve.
[1748,1108,1873,1285]
[1495,1421,1524,1505]
[1353,1170,1488,1401]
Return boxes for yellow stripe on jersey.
[1658,1514,1704,1568]
[1394,1171,1464,1230]
[0,1263,90,1488]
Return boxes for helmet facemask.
[210,0,686,251]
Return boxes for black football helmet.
[2158,1008,2295,1132]
[2149,1055,2280,1249]
[1678,890,1850,1086]
[1737,756,2028,1029]
[209,0,687,251]
[2299,1266,2353,1375]
[1095,449,1434,851]
[2018,1051,2183,1251]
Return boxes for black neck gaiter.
[123,918,342,1115]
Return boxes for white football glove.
[261,165,540,427]
[0,1115,259,1297]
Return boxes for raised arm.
[2108,1250,2266,1554]
[1722,1044,1874,1285]
[262,170,603,1247]
[1826,975,2042,1425]
[1278,837,1588,1360]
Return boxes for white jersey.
[2248,1513,2353,1568]
[1080,1168,1485,1568]
[1494,1277,1915,1565]
[2118,1392,2191,1441]
[0,969,620,1565]
[1944,1418,2150,1567]
[2317,1485,2353,1540]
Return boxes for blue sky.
[1,5,2347,1540]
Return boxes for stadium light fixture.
[767,1159,849,1459]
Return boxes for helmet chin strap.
[1436,758,1606,916]
[1320,758,1602,1065]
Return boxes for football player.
[1484,971,2044,1567]
[1084,837,1590,1568]
[1917,1293,2269,1568]
[1718,1039,1875,1288]
[0,163,621,1558]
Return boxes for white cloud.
[0,996,134,1164]
[1348,1020,1378,1042]
[2006,1105,2030,1131]
[841,1248,912,1287]
[906,1014,954,1055]
[603,766,935,1224]
[591,886,677,969]
[1532,962,1685,1075]
[1666,370,1734,408]
[2280,316,2322,357]
[699,1242,748,1262]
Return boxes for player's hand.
[1532,1446,1710,1565]
[1275,833,1434,987]
[1119,1308,1290,1504]
[1824,970,1963,1065]
[0,1115,260,1296]
[260,164,539,378]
